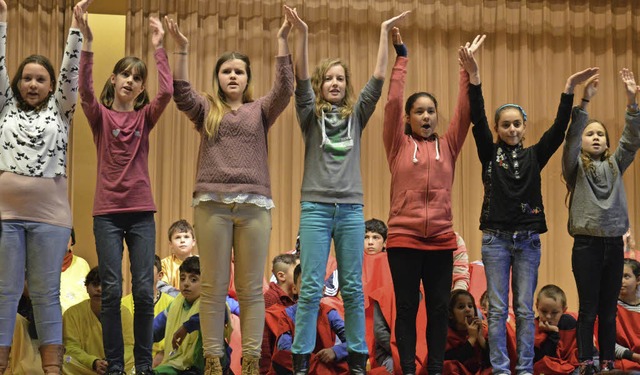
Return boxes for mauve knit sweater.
[173,55,294,199]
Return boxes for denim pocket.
[482,232,495,245]
[301,201,318,211]
[530,233,541,249]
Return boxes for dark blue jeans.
[94,212,155,372]
[571,235,624,362]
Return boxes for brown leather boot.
[204,356,224,375]
[0,346,10,374]
[241,355,259,375]
[39,344,65,374]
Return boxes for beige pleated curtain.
[8,0,639,308]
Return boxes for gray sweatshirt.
[562,106,640,237]
[295,77,383,204]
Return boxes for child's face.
[180,272,201,304]
[218,58,248,102]
[581,121,608,159]
[277,262,298,289]
[495,108,526,146]
[86,281,102,302]
[451,294,475,329]
[153,265,163,291]
[170,231,196,258]
[18,62,53,108]
[321,64,347,105]
[110,67,145,105]
[620,265,640,300]
[536,296,565,327]
[405,96,438,139]
[364,231,385,255]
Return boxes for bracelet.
[581,98,589,102]
[173,51,188,55]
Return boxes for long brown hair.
[11,55,56,112]
[311,58,354,119]
[100,56,149,110]
[204,52,254,139]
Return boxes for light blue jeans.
[292,202,367,355]
[0,220,70,345]
[481,229,541,375]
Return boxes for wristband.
[581,98,589,103]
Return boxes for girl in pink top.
[383,29,484,375]
[77,12,173,375]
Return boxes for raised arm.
[373,11,410,80]
[277,6,292,57]
[562,74,598,187]
[77,7,101,126]
[445,35,485,154]
[536,67,599,168]
[383,27,408,158]
[614,68,640,174]
[165,16,189,81]
[459,34,485,85]
[0,0,10,111]
[285,5,308,80]
[55,0,86,124]
[146,17,174,125]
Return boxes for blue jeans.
[94,212,155,372]
[481,229,541,375]
[292,202,367,355]
[0,220,69,346]
[571,235,624,362]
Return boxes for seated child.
[63,267,134,374]
[161,219,197,290]
[264,264,349,375]
[444,290,490,375]
[122,255,174,368]
[615,258,640,370]
[261,253,299,373]
[533,284,579,374]
[153,256,232,374]
[60,228,91,313]
[265,253,299,309]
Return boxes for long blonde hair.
[204,52,254,139]
[565,119,616,206]
[311,58,354,119]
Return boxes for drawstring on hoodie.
[320,111,352,148]
[410,135,439,164]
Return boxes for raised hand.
[382,10,410,33]
[74,5,92,43]
[465,34,486,55]
[150,16,164,49]
[392,27,403,45]
[284,5,307,33]
[75,0,93,14]
[565,67,599,94]
[277,10,292,41]
[582,74,599,102]
[164,16,189,51]
[620,68,638,104]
